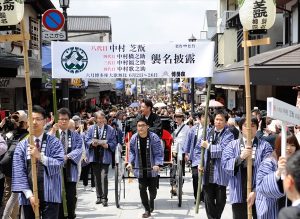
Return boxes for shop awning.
[212,44,300,86]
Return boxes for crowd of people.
[0,99,299,219]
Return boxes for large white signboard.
[0,0,24,26]
[267,97,300,125]
[51,41,215,79]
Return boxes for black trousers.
[232,202,257,219]
[111,151,115,168]
[92,163,109,201]
[203,183,226,219]
[59,181,77,219]
[23,202,60,219]
[0,177,4,208]
[81,164,95,187]
[138,177,158,211]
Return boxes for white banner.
[51,41,214,79]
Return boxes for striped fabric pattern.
[256,157,284,219]
[65,131,83,182]
[193,127,234,186]
[182,124,203,165]
[129,132,164,178]
[12,134,64,205]
[85,124,117,164]
[221,138,273,204]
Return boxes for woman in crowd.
[256,133,300,219]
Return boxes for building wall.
[0,89,15,111]
[286,0,299,44]
[291,4,299,43]
[256,85,273,101]
[5,5,40,59]
[68,32,110,42]
[218,28,237,65]
[260,14,284,53]
[219,0,227,15]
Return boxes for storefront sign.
[0,0,24,26]
[0,78,25,88]
[51,42,215,79]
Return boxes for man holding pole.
[222,117,272,219]
[50,108,83,219]
[12,105,65,219]
[195,110,234,219]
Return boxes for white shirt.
[242,137,254,146]
[197,124,204,142]
[172,123,190,153]
[24,133,47,199]
[97,124,104,137]
[292,199,300,207]
[59,128,68,141]
[33,133,43,145]
[117,119,123,131]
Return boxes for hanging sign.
[51,41,215,79]
[0,0,24,26]
[239,0,276,31]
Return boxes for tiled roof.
[26,0,55,13]
[68,16,111,33]
[217,43,300,72]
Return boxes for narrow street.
[76,167,233,219]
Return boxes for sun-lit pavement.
[76,166,233,219]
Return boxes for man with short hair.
[51,108,83,219]
[12,105,64,219]
[183,110,206,203]
[131,99,162,137]
[85,111,117,206]
[126,117,163,218]
[222,117,273,219]
[194,110,234,219]
[72,115,82,133]
[278,150,300,219]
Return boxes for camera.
[2,116,15,132]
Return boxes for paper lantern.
[0,0,24,26]
[239,0,276,30]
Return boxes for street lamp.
[188,34,196,113]
[60,0,70,108]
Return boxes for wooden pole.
[243,29,253,219]
[20,19,40,218]
[195,77,212,213]
[52,80,68,216]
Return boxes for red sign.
[42,9,65,32]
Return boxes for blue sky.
[52,0,218,43]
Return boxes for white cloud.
[52,0,218,43]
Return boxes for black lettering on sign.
[0,79,9,87]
